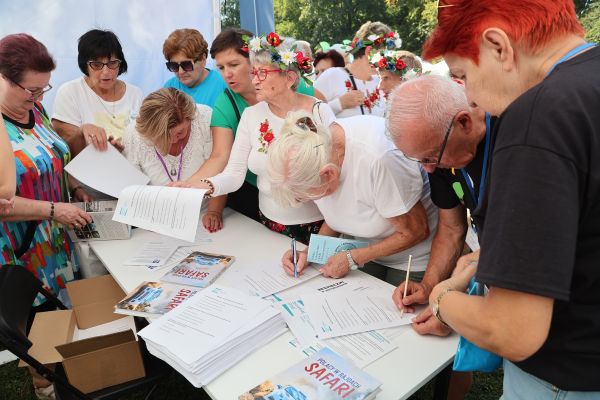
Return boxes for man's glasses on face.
[165,60,197,73]
[6,76,52,99]
[87,59,122,71]
[404,111,459,166]
[250,68,282,82]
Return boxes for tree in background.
[274,0,435,54]
[221,0,240,29]
[580,0,600,42]
[223,0,597,55]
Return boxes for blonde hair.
[268,111,335,208]
[163,28,208,61]
[353,21,392,58]
[135,88,197,155]
[250,37,301,90]
[395,50,422,72]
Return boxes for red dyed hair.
[422,0,584,63]
[0,33,55,83]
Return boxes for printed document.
[112,185,206,242]
[65,144,149,198]
[303,290,415,338]
[125,241,180,267]
[222,262,321,298]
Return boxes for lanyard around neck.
[460,113,491,208]
[545,42,596,78]
[155,145,184,182]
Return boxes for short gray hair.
[250,37,301,90]
[294,40,312,59]
[268,111,335,208]
[386,74,468,142]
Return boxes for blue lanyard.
[545,42,596,77]
[460,113,491,208]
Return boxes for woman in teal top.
[162,28,226,107]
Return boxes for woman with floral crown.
[178,32,335,244]
[370,48,422,98]
[314,21,401,118]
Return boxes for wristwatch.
[432,288,454,327]
[345,250,359,270]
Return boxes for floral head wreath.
[242,32,313,84]
[370,50,421,80]
[349,31,402,54]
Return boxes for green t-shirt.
[297,79,315,96]
[210,89,257,187]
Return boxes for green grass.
[0,358,503,400]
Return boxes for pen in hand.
[292,238,298,278]
[400,254,413,317]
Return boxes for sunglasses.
[87,59,122,71]
[165,60,197,73]
[295,117,318,133]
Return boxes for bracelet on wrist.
[432,287,454,327]
[49,201,55,221]
[199,179,215,198]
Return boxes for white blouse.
[314,67,385,118]
[123,105,213,188]
[210,100,336,225]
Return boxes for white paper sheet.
[64,144,150,198]
[112,185,206,242]
[288,330,397,368]
[222,263,321,298]
[303,290,415,339]
[125,241,180,267]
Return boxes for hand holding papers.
[64,144,149,198]
[307,234,369,265]
[113,185,206,242]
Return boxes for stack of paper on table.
[138,285,287,387]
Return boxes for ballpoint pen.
[292,238,298,277]
[400,254,413,317]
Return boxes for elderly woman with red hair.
[420,1,600,397]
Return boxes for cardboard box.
[23,275,146,393]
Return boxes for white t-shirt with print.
[314,67,384,118]
[52,77,143,139]
[210,100,336,225]
[315,115,438,272]
[123,105,212,201]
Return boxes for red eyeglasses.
[250,68,282,82]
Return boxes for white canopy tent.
[0,0,221,114]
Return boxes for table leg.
[433,364,452,400]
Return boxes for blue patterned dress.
[0,104,79,305]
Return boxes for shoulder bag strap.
[224,88,241,122]
[344,68,365,115]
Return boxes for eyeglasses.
[296,116,318,133]
[87,59,122,71]
[250,68,282,82]
[6,76,52,99]
[165,60,197,73]
[404,112,458,166]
